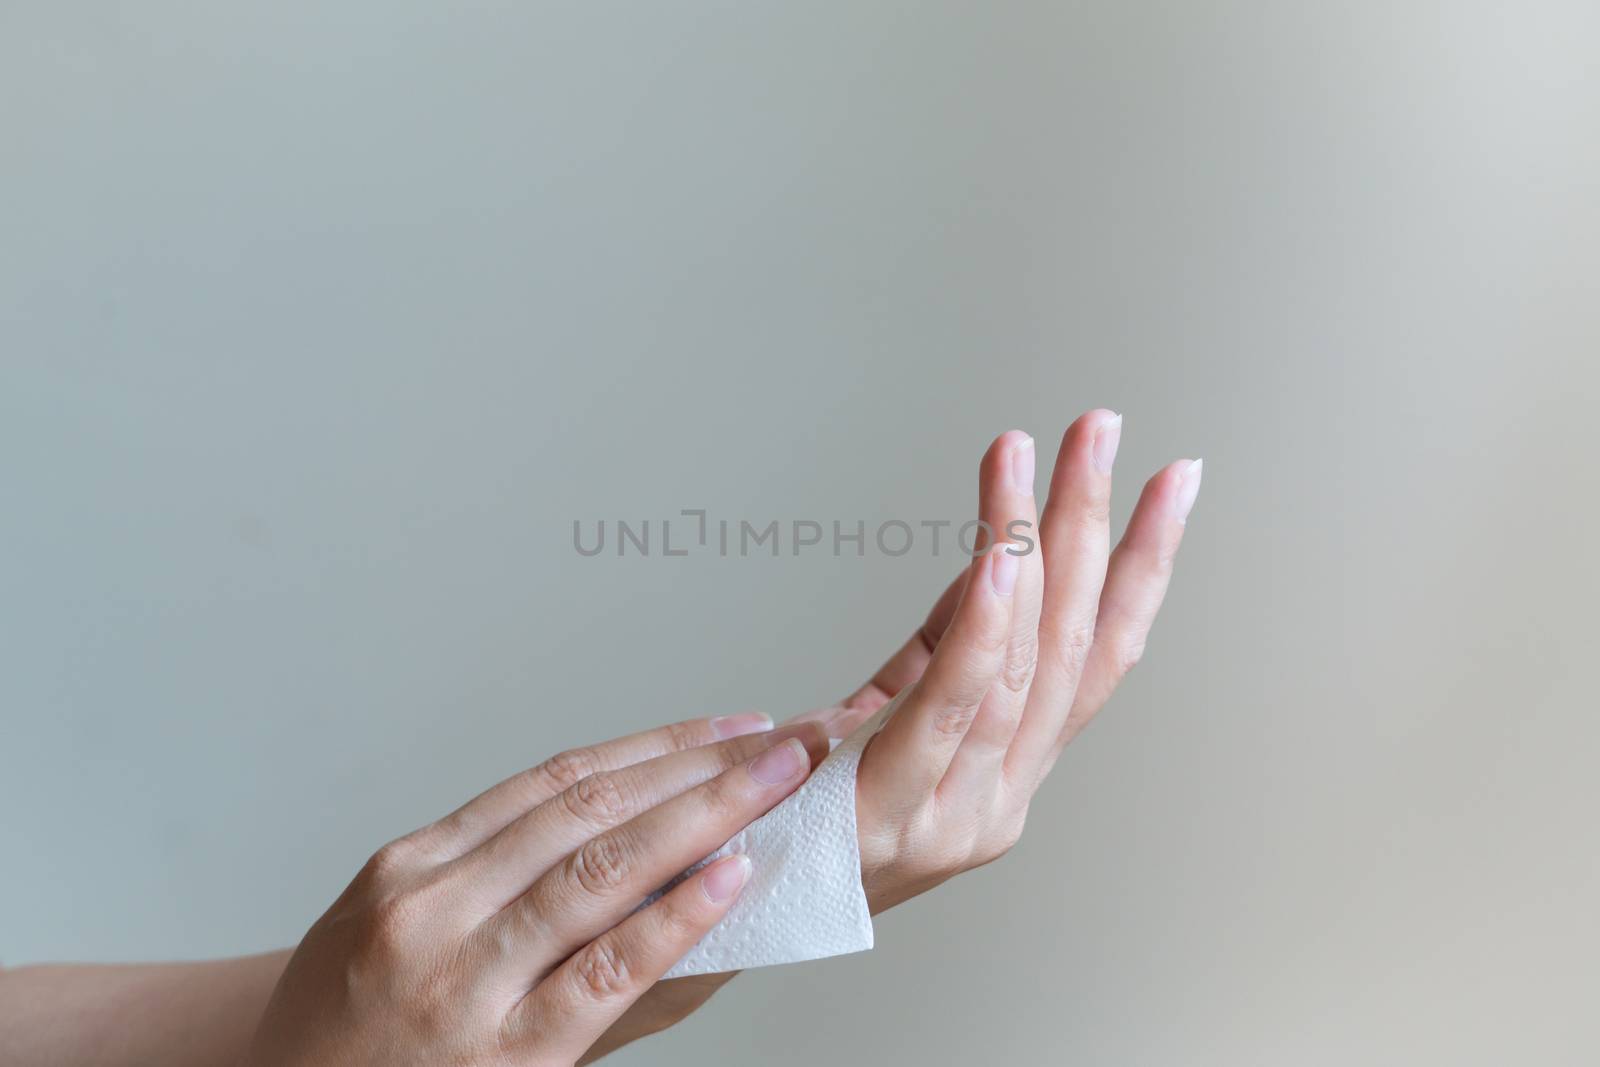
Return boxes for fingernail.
[749,737,808,784]
[1010,436,1035,496]
[1174,459,1203,524]
[1093,414,1122,475]
[989,546,1019,596]
[711,712,773,740]
[763,722,827,749]
[701,854,752,903]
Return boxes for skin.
[590,412,1203,1041]
[0,411,1201,1065]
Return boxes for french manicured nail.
[1011,436,1035,495]
[1175,459,1203,524]
[990,546,1020,596]
[749,737,808,784]
[711,712,773,740]
[761,722,828,750]
[1093,414,1123,475]
[701,854,752,902]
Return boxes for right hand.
[244,715,828,1067]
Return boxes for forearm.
[0,951,290,1067]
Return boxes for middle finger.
[444,723,828,914]
[1003,409,1120,785]
[470,730,828,989]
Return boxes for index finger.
[408,712,775,860]
[479,732,828,984]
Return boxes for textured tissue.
[661,694,901,978]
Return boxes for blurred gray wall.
[3,3,1596,1064]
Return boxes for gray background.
[3,2,1596,1064]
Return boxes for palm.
[589,414,1197,1058]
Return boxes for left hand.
[803,410,1202,912]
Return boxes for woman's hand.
[244,716,827,1067]
[804,411,1201,912]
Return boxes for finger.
[785,569,965,739]
[409,712,775,860]
[1003,409,1120,784]
[1038,458,1201,778]
[476,732,827,983]
[865,461,1022,799]
[848,568,967,710]
[444,723,828,914]
[506,854,753,1064]
[939,431,1044,796]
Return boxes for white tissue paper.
[661,693,902,979]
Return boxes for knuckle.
[360,890,423,958]
[359,839,415,887]
[656,898,706,945]
[572,939,633,1001]
[535,748,600,793]
[1113,638,1147,677]
[473,912,522,971]
[993,822,1026,861]
[1048,619,1096,671]
[562,771,632,825]
[412,997,456,1048]
[697,773,745,824]
[713,737,755,770]
[427,812,471,848]
[972,814,1028,867]
[662,719,705,752]
[998,632,1039,696]
[914,835,969,883]
[571,834,631,894]
[1051,496,1110,533]
[401,973,463,1046]
[933,700,981,738]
